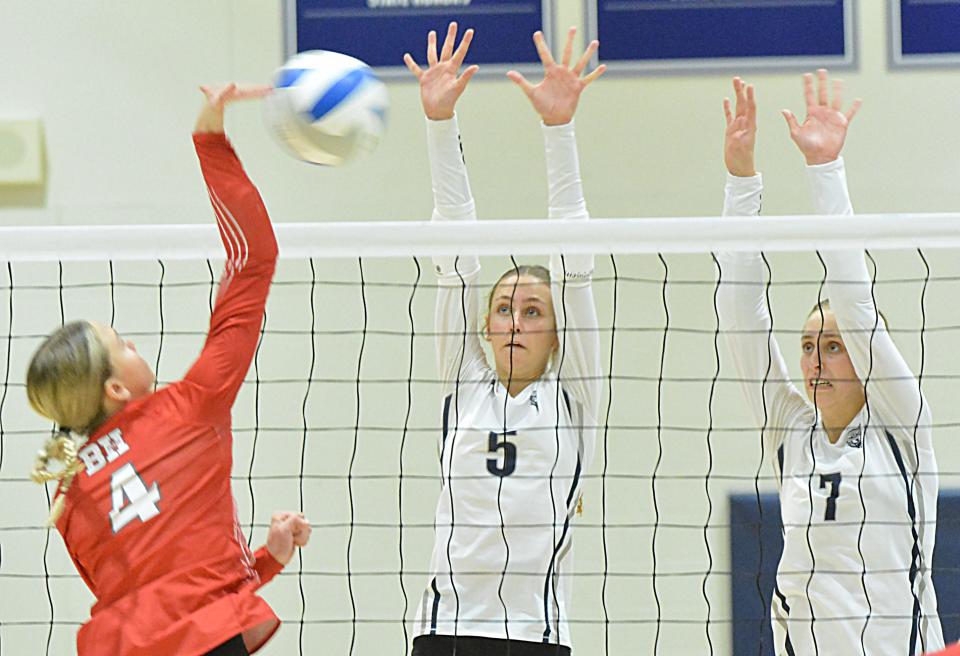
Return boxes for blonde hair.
[26,321,112,524]
[807,299,889,330]
[485,264,552,313]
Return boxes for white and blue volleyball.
[265,50,388,166]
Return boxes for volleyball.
[264,50,388,166]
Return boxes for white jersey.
[717,161,943,655]
[414,116,601,647]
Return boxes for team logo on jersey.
[529,388,539,412]
[845,426,863,449]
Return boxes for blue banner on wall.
[285,0,553,77]
[586,0,854,73]
[892,0,960,66]
[730,492,960,653]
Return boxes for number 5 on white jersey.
[109,463,161,533]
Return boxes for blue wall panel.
[730,491,960,654]
[288,0,551,75]
[588,0,853,72]
[894,0,960,65]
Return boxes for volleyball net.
[0,215,959,655]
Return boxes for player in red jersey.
[25,84,310,656]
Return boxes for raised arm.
[181,85,279,418]
[509,27,605,425]
[716,78,808,456]
[405,24,486,389]
[785,71,930,443]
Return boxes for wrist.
[804,153,839,166]
[725,156,756,178]
[266,543,291,566]
[425,108,454,121]
[194,105,225,133]
[805,156,844,172]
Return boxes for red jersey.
[55,132,282,656]
[928,645,960,656]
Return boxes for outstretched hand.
[195,83,272,133]
[507,27,606,126]
[782,69,861,165]
[265,511,312,566]
[200,84,272,111]
[404,22,479,121]
[723,77,757,177]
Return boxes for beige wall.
[1,1,959,654]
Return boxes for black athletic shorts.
[205,634,249,656]
[411,635,572,656]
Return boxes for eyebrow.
[495,295,546,304]
[801,331,841,340]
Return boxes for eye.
[802,342,814,353]
[526,306,541,317]
[497,304,510,315]
[827,341,842,353]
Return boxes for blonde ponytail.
[31,430,85,525]
[26,320,111,524]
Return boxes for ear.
[482,315,491,342]
[103,377,132,404]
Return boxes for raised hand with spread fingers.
[507,27,606,126]
[782,68,861,165]
[723,77,758,178]
[404,22,479,121]
[195,83,272,133]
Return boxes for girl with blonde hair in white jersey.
[717,71,943,655]
[402,22,604,656]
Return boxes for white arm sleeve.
[543,121,602,450]
[716,173,809,458]
[809,158,932,446]
[428,116,486,391]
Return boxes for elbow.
[262,234,280,263]
[245,234,278,269]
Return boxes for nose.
[511,311,523,332]
[127,340,137,351]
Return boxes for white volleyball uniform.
[717,160,943,655]
[414,116,601,648]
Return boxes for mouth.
[809,378,832,389]
[506,342,525,350]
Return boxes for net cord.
[397,256,420,651]
[913,249,931,652]
[544,255,568,645]
[651,253,669,654]
[801,255,828,656]
[347,257,367,655]
[703,256,721,655]
[496,257,519,649]
[41,264,65,655]
[0,263,9,656]
[298,258,318,653]
[600,254,619,655]
[753,252,777,656]
[854,250,881,654]
[4,214,960,261]
[246,305,267,547]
